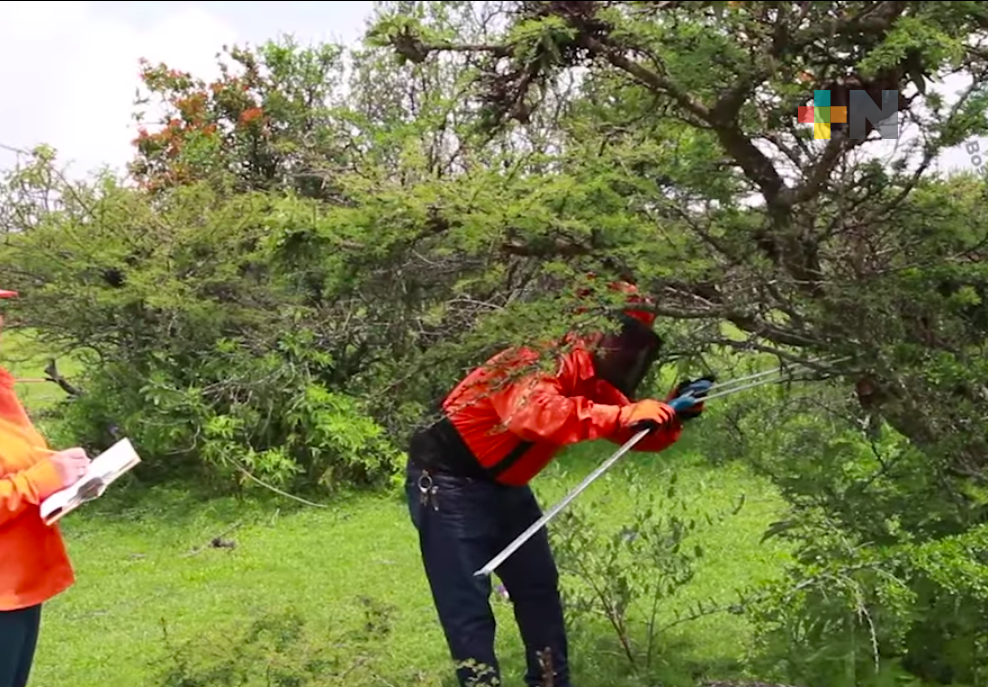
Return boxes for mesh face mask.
[591,313,663,400]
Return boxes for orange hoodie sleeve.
[0,457,64,527]
[0,368,65,526]
[487,349,623,446]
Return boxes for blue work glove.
[665,376,715,420]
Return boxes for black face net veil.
[590,313,663,400]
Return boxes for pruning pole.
[702,356,849,397]
[473,427,652,578]
[472,357,845,578]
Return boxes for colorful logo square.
[797,90,847,140]
[795,87,900,140]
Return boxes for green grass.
[2,330,795,687]
[20,446,792,687]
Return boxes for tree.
[0,24,627,493]
[368,0,988,522]
[364,2,988,683]
[130,37,348,198]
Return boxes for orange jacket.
[0,367,74,610]
[439,339,682,486]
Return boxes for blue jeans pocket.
[405,464,502,542]
[429,474,503,542]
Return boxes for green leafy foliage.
[550,465,746,682]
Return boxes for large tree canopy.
[367,0,988,509]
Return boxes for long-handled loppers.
[472,356,847,578]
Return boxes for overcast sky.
[0,1,984,183]
[0,1,374,178]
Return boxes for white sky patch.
[0,1,240,180]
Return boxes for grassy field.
[1,330,795,687]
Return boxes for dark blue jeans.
[0,604,41,687]
[405,458,571,687]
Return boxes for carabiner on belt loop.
[417,470,438,510]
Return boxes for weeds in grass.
[155,601,407,687]
[550,464,751,684]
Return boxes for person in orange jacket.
[0,289,92,687]
[404,280,712,687]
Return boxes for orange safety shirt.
[0,366,74,611]
[431,337,682,486]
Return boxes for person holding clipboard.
[0,288,91,687]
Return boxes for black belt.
[407,415,534,481]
